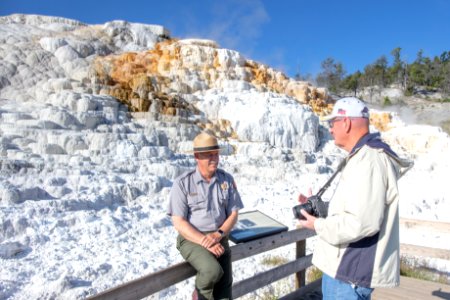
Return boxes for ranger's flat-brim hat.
[192,132,222,153]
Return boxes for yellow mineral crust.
[91,38,332,138]
[369,111,393,132]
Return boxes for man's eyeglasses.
[328,117,345,128]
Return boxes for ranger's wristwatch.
[217,229,225,238]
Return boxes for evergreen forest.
[297,48,450,101]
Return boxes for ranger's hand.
[210,231,223,242]
[207,243,225,257]
[200,233,220,248]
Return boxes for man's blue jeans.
[322,273,374,300]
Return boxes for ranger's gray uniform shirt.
[167,168,243,232]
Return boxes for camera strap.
[316,158,347,197]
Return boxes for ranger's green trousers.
[177,234,232,300]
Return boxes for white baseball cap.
[321,97,370,121]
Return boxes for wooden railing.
[88,218,450,300]
[399,218,450,260]
[88,228,317,300]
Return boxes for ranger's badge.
[220,182,229,192]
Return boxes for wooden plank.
[87,262,196,300]
[400,218,450,233]
[279,278,322,300]
[232,255,313,299]
[373,276,450,299]
[401,243,450,260]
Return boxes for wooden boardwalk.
[373,276,450,300]
[285,276,450,300]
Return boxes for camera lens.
[292,202,313,220]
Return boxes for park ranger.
[168,132,244,300]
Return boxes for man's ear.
[345,118,352,133]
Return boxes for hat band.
[194,145,220,152]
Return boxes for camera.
[292,195,329,220]
[293,159,347,220]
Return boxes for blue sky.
[2,0,450,78]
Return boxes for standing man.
[168,132,244,300]
[298,97,412,299]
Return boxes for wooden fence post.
[295,237,306,288]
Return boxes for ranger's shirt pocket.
[187,194,206,211]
